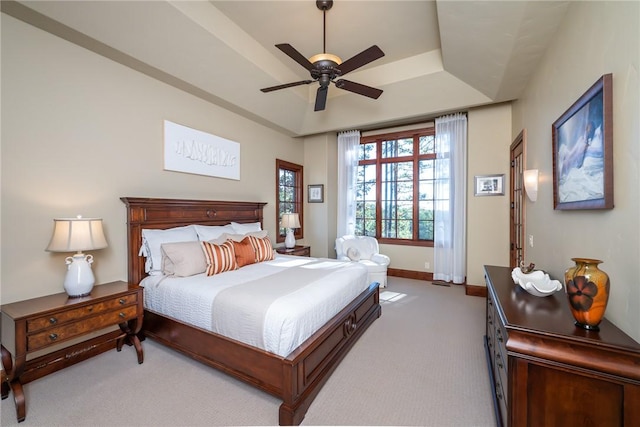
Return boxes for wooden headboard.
[121,197,267,285]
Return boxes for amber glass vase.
[564,258,610,331]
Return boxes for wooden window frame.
[358,127,435,247]
[275,159,303,243]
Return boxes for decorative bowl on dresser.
[484,265,640,427]
[1,281,143,422]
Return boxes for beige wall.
[0,14,303,304]
[302,134,333,257]
[512,1,639,341]
[466,104,512,285]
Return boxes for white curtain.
[433,113,467,284]
[337,130,360,237]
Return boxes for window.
[356,127,435,246]
[276,159,303,243]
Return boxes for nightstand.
[275,245,311,257]
[1,281,143,422]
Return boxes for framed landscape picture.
[552,74,613,210]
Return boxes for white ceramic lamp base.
[285,229,296,249]
[64,253,96,297]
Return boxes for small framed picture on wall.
[474,174,505,196]
[308,184,324,203]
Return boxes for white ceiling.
[4,0,571,137]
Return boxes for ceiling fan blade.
[314,86,328,111]
[275,43,315,71]
[338,45,385,76]
[261,80,314,93]
[335,79,383,99]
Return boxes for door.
[510,130,525,268]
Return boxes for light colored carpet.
[1,277,496,426]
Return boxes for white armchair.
[335,235,390,288]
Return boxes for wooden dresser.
[484,265,640,427]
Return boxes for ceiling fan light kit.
[260,0,384,111]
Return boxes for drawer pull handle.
[119,312,126,318]
[49,317,57,325]
[49,333,58,341]
[88,306,94,312]
[119,299,126,305]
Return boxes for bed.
[120,197,381,425]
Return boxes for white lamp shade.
[46,217,108,252]
[523,169,539,202]
[281,213,301,229]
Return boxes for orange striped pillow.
[232,237,257,267]
[248,235,275,262]
[201,240,238,276]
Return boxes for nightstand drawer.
[27,305,138,351]
[275,245,310,257]
[27,294,138,333]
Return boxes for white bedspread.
[140,255,370,357]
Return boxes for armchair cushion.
[346,247,361,261]
[335,235,390,287]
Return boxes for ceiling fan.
[260,0,385,112]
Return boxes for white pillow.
[230,221,262,234]
[194,224,235,241]
[141,226,198,274]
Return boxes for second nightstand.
[275,245,311,257]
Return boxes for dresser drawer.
[27,294,138,333]
[27,305,138,351]
[494,344,508,396]
[494,376,508,426]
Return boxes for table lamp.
[46,215,108,297]
[281,213,301,249]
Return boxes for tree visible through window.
[356,127,435,246]
[276,159,303,243]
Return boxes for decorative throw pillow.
[346,246,361,261]
[141,226,199,274]
[232,237,257,267]
[201,240,239,276]
[248,235,275,262]
[161,241,207,277]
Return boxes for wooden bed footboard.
[279,281,381,425]
[143,282,380,425]
[121,197,382,425]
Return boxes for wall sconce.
[523,169,539,202]
[280,213,301,249]
[46,215,108,297]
